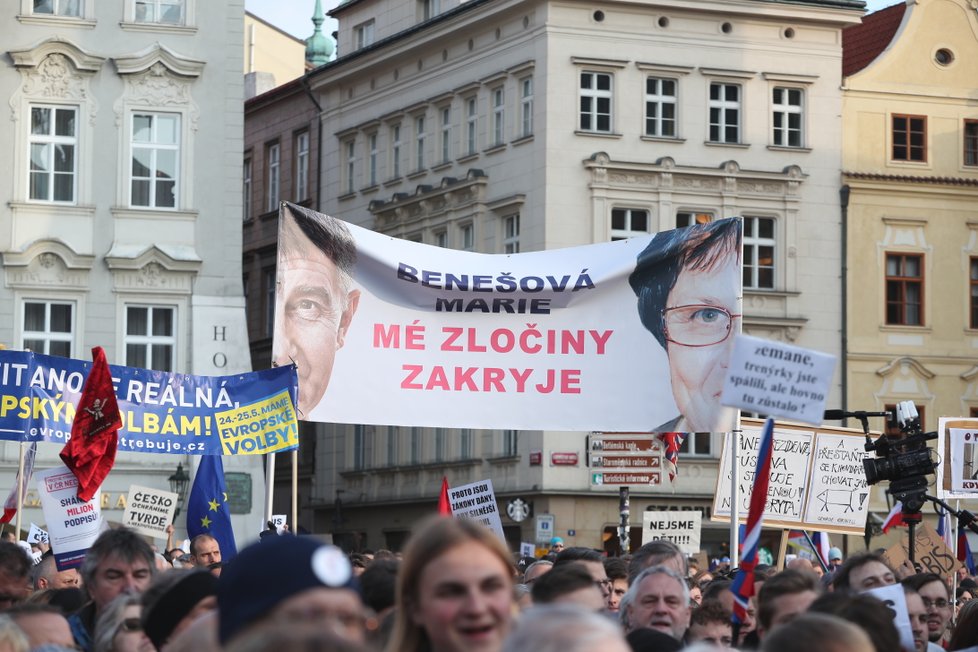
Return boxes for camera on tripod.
[862,401,938,514]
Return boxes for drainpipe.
[839,184,850,423]
[300,76,323,212]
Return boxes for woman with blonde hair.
[385,516,515,652]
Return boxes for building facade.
[0,0,262,545]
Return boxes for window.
[410,427,421,464]
[440,107,451,163]
[32,0,80,16]
[386,426,398,466]
[460,428,473,458]
[503,214,520,254]
[266,142,280,211]
[461,223,474,251]
[435,231,447,248]
[965,120,978,167]
[743,216,775,289]
[435,428,446,461]
[885,253,923,326]
[368,133,378,186]
[772,87,803,147]
[492,88,505,146]
[645,77,677,138]
[892,115,926,162]
[353,425,365,470]
[391,124,402,178]
[345,139,356,194]
[676,211,713,229]
[610,208,649,241]
[134,0,183,24]
[131,112,179,209]
[29,105,77,203]
[415,115,426,170]
[679,433,712,456]
[971,258,978,329]
[242,157,252,220]
[466,97,478,156]
[520,77,534,138]
[295,131,309,201]
[355,20,375,49]
[263,268,276,336]
[580,72,612,133]
[125,305,175,371]
[421,0,439,20]
[23,300,73,357]
[709,83,741,144]
[503,430,518,456]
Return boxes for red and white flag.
[0,442,37,524]
[60,347,122,501]
[882,501,905,533]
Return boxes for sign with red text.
[276,204,742,430]
[35,465,103,570]
[643,511,701,553]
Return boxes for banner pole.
[618,486,630,555]
[14,442,25,541]
[291,449,298,534]
[777,529,789,571]
[730,426,741,567]
[264,452,276,527]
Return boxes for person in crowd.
[70,528,157,652]
[529,564,605,612]
[93,595,154,652]
[549,538,565,555]
[687,579,702,607]
[760,613,874,652]
[6,603,75,649]
[385,516,514,652]
[218,535,367,647]
[272,204,361,417]
[628,540,688,584]
[702,579,756,646]
[224,622,371,652]
[359,558,399,620]
[693,569,714,588]
[553,547,612,609]
[687,599,733,647]
[949,598,978,651]
[0,543,31,612]
[830,551,896,593]
[31,587,86,614]
[903,572,953,648]
[901,584,930,652]
[629,218,741,433]
[809,592,902,652]
[828,548,844,571]
[787,557,822,580]
[0,613,28,652]
[956,585,974,620]
[756,569,821,640]
[604,558,628,612]
[621,565,691,642]
[32,553,81,591]
[503,604,631,652]
[161,610,219,652]
[187,535,221,576]
[522,560,552,586]
[141,569,218,651]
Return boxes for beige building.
[244,12,310,98]
[841,0,978,543]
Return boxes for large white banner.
[273,204,742,431]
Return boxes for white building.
[0,0,261,547]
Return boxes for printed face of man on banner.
[629,219,742,433]
[273,207,361,417]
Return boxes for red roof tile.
[842,2,907,77]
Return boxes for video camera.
[862,401,938,514]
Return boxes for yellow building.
[842,0,978,543]
[244,11,311,97]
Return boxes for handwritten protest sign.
[721,335,836,426]
[36,466,102,570]
[803,433,870,530]
[643,511,701,554]
[865,583,915,652]
[881,523,962,578]
[123,485,178,539]
[938,417,978,499]
[447,479,505,540]
[27,523,48,545]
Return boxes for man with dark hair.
[69,527,156,652]
[902,583,929,652]
[830,551,896,593]
[628,539,687,583]
[809,592,902,652]
[756,569,820,639]
[903,572,952,649]
[553,547,612,609]
[604,557,628,612]
[188,533,222,575]
[530,564,605,611]
[688,599,733,647]
[32,552,81,591]
[703,578,757,645]
[272,204,360,417]
[359,558,399,618]
[0,541,31,612]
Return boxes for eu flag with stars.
[187,455,237,561]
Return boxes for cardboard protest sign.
[642,511,701,554]
[447,479,504,540]
[123,485,178,539]
[35,466,102,570]
[882,524,962,578]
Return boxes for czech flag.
[959,528,976,575]
[657,432,687,483]
[881,501,905,533]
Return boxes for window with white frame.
[386,426,398,466]
[645,77,677,138]
[743,216,775,289]
[295,131,309,200]
[29,105,77,203]
[772,87,803,147]
[580,72,613,133]
[461,223,474,251]
[503,214,520,254]
[520,77,533,138]
[466,97,478,155]
[440,107,451,163]
[610,208,649,241]
[23,300,73,358]
[391,124,402,178]
[368,133,378,186]
[125,305,175,371]
[266,142,280,211]
[679,433,712,456]
[676,211,714,228]
[242,156,252,220]
[355,20,375,49]
[503,429,518,456]
[345,139,356,194]
[32,0,81,16]
[492,88,505,146]
[134,0,184,24]
[421,0,440,20]
[460,428,473,458]
[415,116,426,170]
[131,112,180,209]
[709,82,741,144]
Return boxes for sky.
[245,0,900,40]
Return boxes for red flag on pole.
[60,347,122,501]
[438,476,451,516]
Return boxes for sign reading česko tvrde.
[123,485,179,539]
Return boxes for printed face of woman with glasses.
[630,219,742,433]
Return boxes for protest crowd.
[0,515,975,652]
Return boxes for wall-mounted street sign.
[587,434,664,485]
[591,471,662,486]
